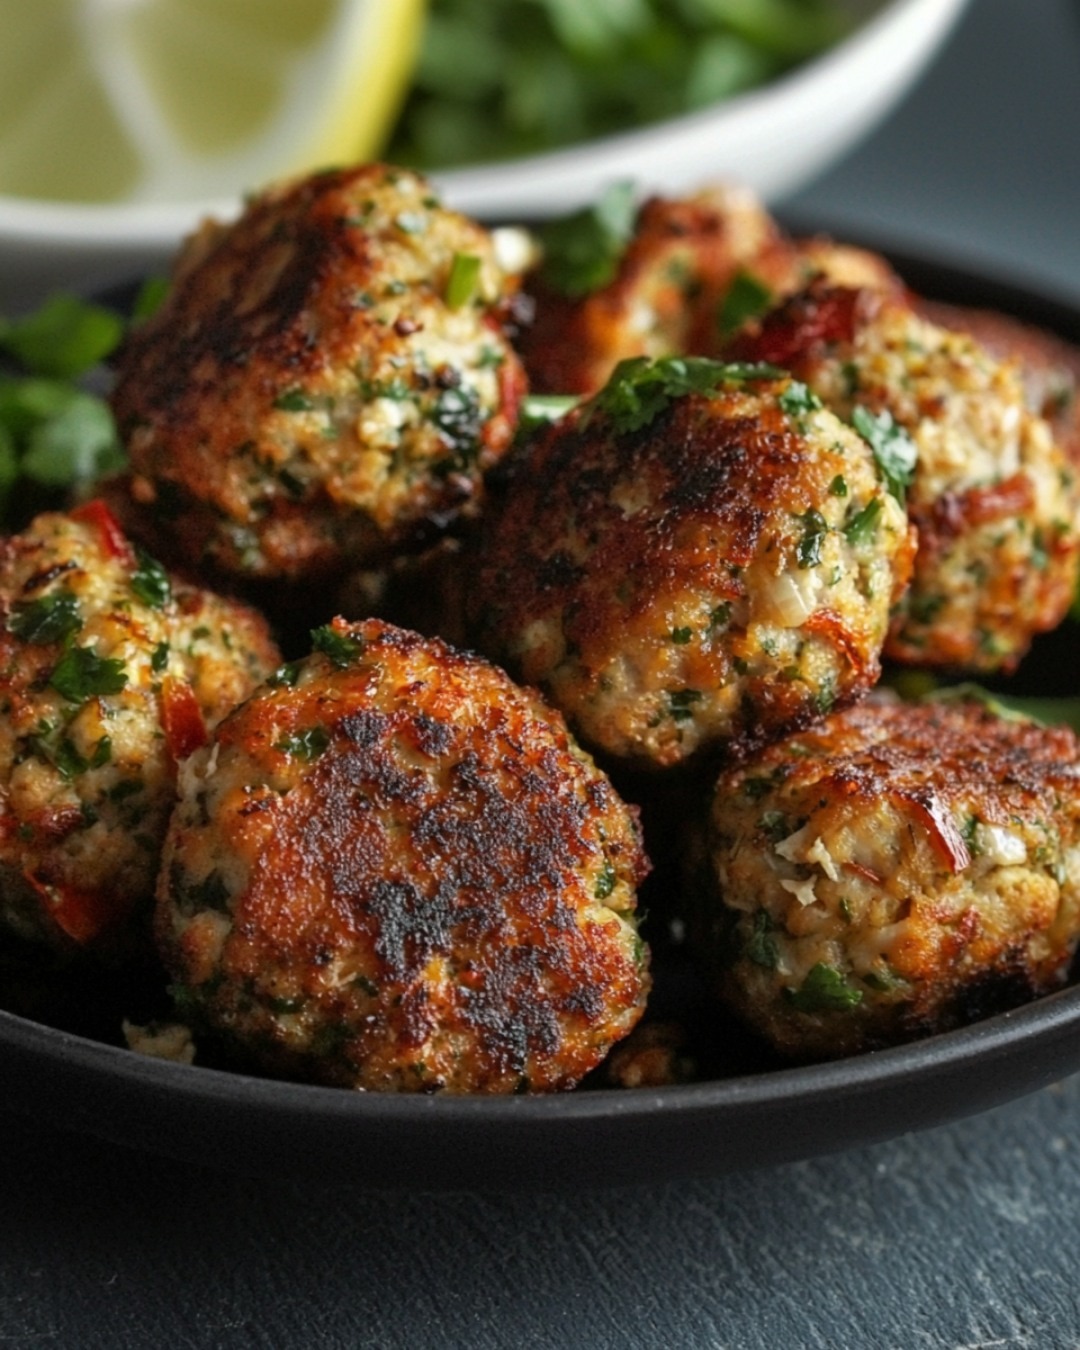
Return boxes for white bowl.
[0,0,969,313]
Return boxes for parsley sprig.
[583,355,784,435]
[0,292,130,530]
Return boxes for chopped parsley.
[744,910,780,970]
[7,589,81,645]
[778,380,822,419]
[843,497,883,546]
[717,269,774,338]
[49,644,128,703]
[130,547,171,609]
[536,181,637,298]
[311,625,365,669]
[797,508,829,568]
[594,860,617,900]
[784,962,863,1013]
[851,405,917,501]
[273,388,316,413]
[584,355,783,435]
[275,726,330,761]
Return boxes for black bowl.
[3,243,1080,1191]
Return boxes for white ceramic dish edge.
[0,0,968,312]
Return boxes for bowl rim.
[0,0,970,245]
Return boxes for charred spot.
[409,713,456,759]
[536,550,582,592]
[21,561,79,594]
[366,877,456,979]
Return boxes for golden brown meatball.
[0,500,280,957]
[728,282,1080,672]
[520,183,801,396]
[155,617,650,1093]
[690,695,1080,1060]
[469,358,915,771]
[111,164,528,581]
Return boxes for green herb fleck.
[275,726,330,761]
[668,688,703,721]
[130,547,171,609]
[445,252,482,308]
[851,405,917,501]
[311,625,364,669]
[537,181,637,298]
[7,589,81,644]
[744,910,780,970]
[273,388,316,413]
[844,497,883,546]
[797,508,829,568]
[585,355,782,435]
[829,474,848,497]
[49,644,128,703]
[670,626,693,644]
[784,962,863,1013]
[778,380,822,418]
[594,860,617,900]
[717,269,774,337]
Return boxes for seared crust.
[470,368,914,770]
[728,282,1080,672]
[111,164,527,580]
[693,695,1080,1059]
[0,502,279,957]
[156,618,650,1093]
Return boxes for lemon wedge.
[0,0,427,205]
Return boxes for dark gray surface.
[5,3,1080,1347]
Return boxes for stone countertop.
[4,2,1080,1346]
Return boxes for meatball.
[727,282,1080,672]
[0,501,280,957]
[691,695,1080,1060]
[520,184,801,396]
[155,617,650,1093]
[110,164,528,581]
[915,297,1080,467]
[518,181,913,399]
[469,358,914,771]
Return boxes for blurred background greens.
[387,0,854,169]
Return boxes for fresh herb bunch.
[386,0,852,170]
[0,292,132,530]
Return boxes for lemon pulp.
[0,0,427,205]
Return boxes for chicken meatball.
[469,358,914,771]
[520,183,801,396]
[727,282,1080,672]
[111,164,528,581]
[0,501,280,957]
[155,617,650,1093]
[691,695,1080,1060]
